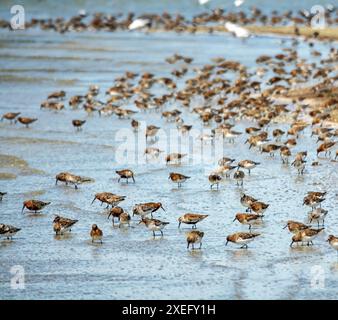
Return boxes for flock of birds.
[0,4,337,36]
[1,22,338,256]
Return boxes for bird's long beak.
[178,221,181,228]
[232,217,237,222]
[91,197,96,205]
[283,224,288,229]
[161,205,165,211]
[21,204,25,214]
[225,240,228,246]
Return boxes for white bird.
[225,22,250,38]
[234,0,244,7]
[198,0,211,5]
[128,18,150,31]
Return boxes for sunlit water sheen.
[0,26,338,300]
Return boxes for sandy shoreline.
[146,25,338,41]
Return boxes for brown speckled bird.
[22,200,51,214]
[116,169,135,183]
[90,224,103,243]
[186,230,204,250]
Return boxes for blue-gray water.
[0,1,338,300]
[0,0,336,19]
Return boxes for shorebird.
[283,220,310,233]
[327,235,338,255]
[226,232,260,249]
[186,230,204,250]
[178,213,208,229]
[132,202,165,218]
[108,206,124,226]
[144,147,163,158]
[166,153,187,164]
[245,127,261,135]
[69,95,83,108]
[1,112,20,123]
[146,125,160,141]
[238,160,260,175]
[240,193,258,211]
[178,124,192,134]
[40,101,64,111]
[119,212,131,228]
[139,217,169,237]
[216,165,237,178]
[223,130,242,143]
[131,119,140,131]
[248,201,269,215]
[22,200,50,214]
[16,117,37,128]
[233,213,262,231]
[105,194,127,208]
[116,169,135,183]
[218,157,235,166]
[290,228,324,247]
[261,144,281,157]
[291,158,306,175]
[303,194,325,209]
[272,128,285,141]
[307,191,326,198]
[169,172,190,188]
[308,208,328,227]
[56,172,92,189]
[208,174,222,189]
[317,141,335,157]
[0,224,21,240]
[280,146,291,164]
[92,192,126,208]
[53,215,78,235]
[72,119,86,131]
[90,224,103,243]
[233,170,245,186]
[284,138,297,148]
[0,192,7,201]
[48,90,66,99]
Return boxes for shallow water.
[0,0,335,20]
[0,23,338,300]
